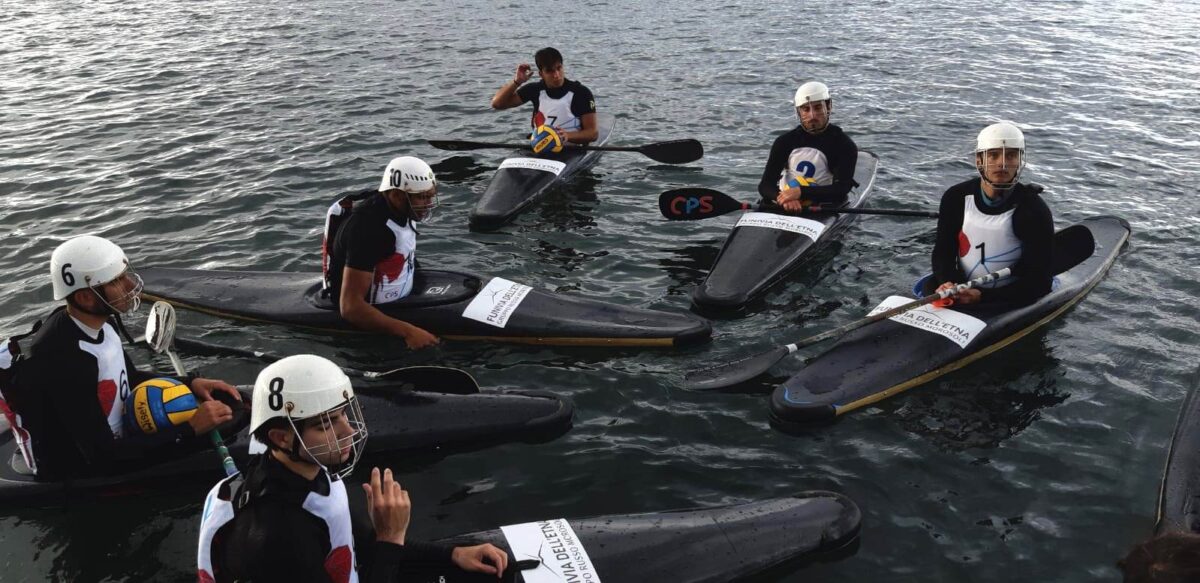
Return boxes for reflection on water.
[886,329,1067,451]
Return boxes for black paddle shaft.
[427,139,703,164]
[658,188,938,220]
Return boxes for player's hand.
[188,400,234,434]
[364,468,411,546]
[451,543,509,577]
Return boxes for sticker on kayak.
[735,211,827,241]
[868,296,988,349]
[500,519,602,583]
[462,277,533,328]
[499,157,567,175]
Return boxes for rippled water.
[2,1,1198,581]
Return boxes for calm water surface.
[1,1,1198,581]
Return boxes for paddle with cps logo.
[658,188,940,220]
[145,301,238,476]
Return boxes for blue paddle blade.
[682,345,792,391]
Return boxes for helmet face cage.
[795,100,832,134]
[286,393,369,480]
[976,147,1025,190]
[406,187,440,222]
[90,266,144,317]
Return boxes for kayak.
[770,216,1130,426]
[412,491,861,582]
[692,151,880,309]
[469,113,616,232]
[1155,368,1200,534]
[0,385,572,502]
[139,267,710,347]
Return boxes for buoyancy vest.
[197,469,360,583]
[957,194,1022,288]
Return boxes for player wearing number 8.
[926,121,1054,306]
[0,235,241,480]
[197,355,509,582]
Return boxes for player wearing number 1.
[0,235,239,480]
[927,121,1054,306]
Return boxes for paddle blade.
[659,188,750,221]
[639,139,704,164]
[682,345,792,391]
[367,366,480,395]
[145,301,177,354]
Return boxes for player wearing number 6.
[0,235,240,480]
[927,121,1054,305]
[758,81,859,212]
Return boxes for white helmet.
[793,81,831,107]
[379,156,437,193]
[975,121,1026,189]
[250,354,368,479]
[378,156,439,221]
[50,235,143,315]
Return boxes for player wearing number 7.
[927,121,1054,306]
[0,235,240,480]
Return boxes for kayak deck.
[423,491,861,583]
[0,386,572,502]
[770,216,1131,426]
[140,267,711,347]
[470,113,616,232]
[692,151,881,309]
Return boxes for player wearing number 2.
[927,121,1054,306]
[757,81,859,212]
[0,235,239,480]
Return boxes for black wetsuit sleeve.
[981,193,1054,305]
[799,133,858,206]
[516,82,540,105]
[757,133,793,203]
[932,185,969,285]
[362,541,458,583]
[342,217,392,274]
[570,83,596,117]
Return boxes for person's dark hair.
[252,416,322,451]
[534,47,563,72]
[1119,532,1200,582]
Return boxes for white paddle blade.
[145,301,178,354]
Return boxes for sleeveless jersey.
[197,471,360,583]
[517,79,595,135]
[323,192,419,304]
[777,146,835,191]
[957,195,1022,288]
[76,320,132,438]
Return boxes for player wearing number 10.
[928,121,1054,306]
[0,235,239,480]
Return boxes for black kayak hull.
[770,216,1130,426]
[0,386,572,502]
[1155,369,1200,534]
[692,151,881,309]
[139,267,710,347]
[470,113,616,232]
[420,491,861,583]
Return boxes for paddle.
[138,334,479,394]
[427,138,704,165]
[659,188,940,221]
[145,301,238,477]
[683,268,1012,391]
